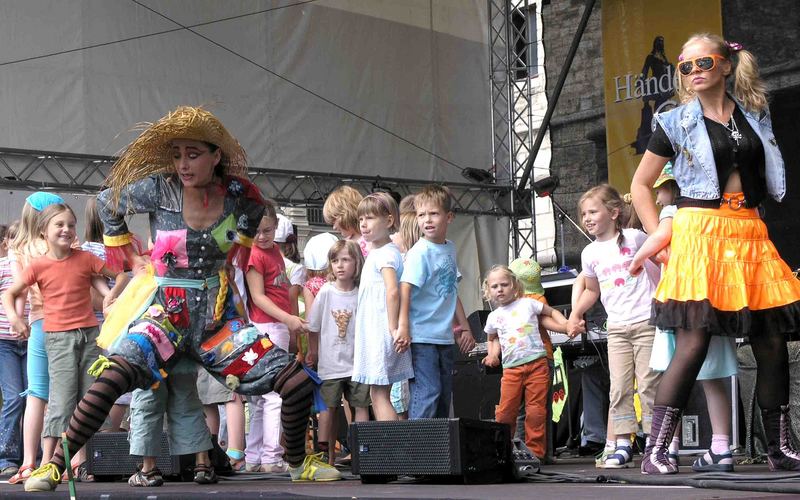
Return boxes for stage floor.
[0,457,794,499]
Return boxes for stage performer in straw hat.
[24,106,340,491]
[632,33,800,475]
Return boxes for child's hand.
[102,292,119,315]
[655,245,671,265]
[10,318,29,339]
[482,354,500,368]
[130,254,151,276]
[392,327,410,353]
[628,256,644,276]
[455,329,476,354]
[566,315,586,338]
[285,316,308,335]
[305,349,317,368]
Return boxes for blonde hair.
[482,265,524,304]
[323,186,363,235]
[579,184,626,247]
[397,194,421,252]
[415,184,453,213]
[675,33,767,113]
[357,192,399,231]
[10,202,44,260]
[37,203,77,237]
[326,239,364,286]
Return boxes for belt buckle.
[722,196,745,210]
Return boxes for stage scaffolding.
[0,147,506,217]
[488,0,538,259]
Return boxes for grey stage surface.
[0,458,794,499]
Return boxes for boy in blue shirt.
[398,185,475,419]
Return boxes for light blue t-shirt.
[401,237,459,345]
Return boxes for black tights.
[654,329,789,411]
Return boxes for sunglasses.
[678,54,726,76]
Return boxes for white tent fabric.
[0,0,490,183]
[0,0,505,314]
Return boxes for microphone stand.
[548,196,591,270]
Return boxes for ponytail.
[732,49,768,114]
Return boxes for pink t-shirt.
[247,244,291,324]
[0,257,26,339]
[580,228,660,325]
[21,249,105,332]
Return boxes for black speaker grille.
[86,432,181,476]
[354,419,458,475]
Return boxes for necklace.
[705,106,742,146]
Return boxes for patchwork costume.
[98,173,294,394]
[24,106,333,493]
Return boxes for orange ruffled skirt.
[653,193,800,337]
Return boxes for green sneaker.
[24,462,61,492]
[595,447,614,469]
[288,453,342,482]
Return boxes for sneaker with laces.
[261,460,289,473]
[128,466,164,487]
[23,463,60,492]
[288,453,342,482]
[595,447,614,468]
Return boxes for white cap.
[274,214,294,243]
[303,232,339,271]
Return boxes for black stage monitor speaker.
[351,418,513,484]
[85,431,183,479]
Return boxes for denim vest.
[653,95,785,202]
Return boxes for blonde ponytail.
[732,49,768,114]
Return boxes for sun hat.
[303,232,339,271]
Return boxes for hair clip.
[726,41,743,52]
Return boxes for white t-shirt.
[306,282,359,380]
[284,258,307,287]
[659,204,677,220]
[484,297,546,368]
[581,228,660,324]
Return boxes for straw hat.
[107,106,247,202]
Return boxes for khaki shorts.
[320,378,371,409]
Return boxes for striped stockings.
[50,356,138,469]
[273,360,314,467]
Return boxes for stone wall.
[541,0,605,266]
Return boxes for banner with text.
[602,0,722,192]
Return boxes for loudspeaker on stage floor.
[350,418,515,484]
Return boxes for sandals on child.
[193,463,218,484]
[8,464,34,485]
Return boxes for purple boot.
[641,405,681,475]
[763,405,800,471]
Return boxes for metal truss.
[0,148,507,216]
[488,0,537,259]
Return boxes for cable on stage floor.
[599,471,800,494]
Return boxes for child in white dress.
[352,192,413,420]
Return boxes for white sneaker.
[261,460,289,473]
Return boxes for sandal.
[8,464,34,485]
[193,463,218,484]
[226,448,246,472]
